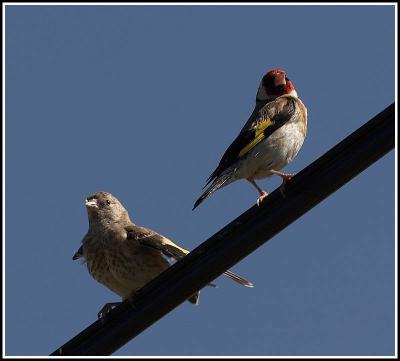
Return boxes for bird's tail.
[223,270,254,288]
[72,245,83,260]
[192,173,233,210]
[187,271,252,305]
[188,290,201,305]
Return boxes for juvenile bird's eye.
[106,200,111,205]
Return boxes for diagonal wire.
[50,103,395,356]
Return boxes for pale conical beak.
[85,199,98,209]
[274,73,286,87]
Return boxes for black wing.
[205,96,297,186]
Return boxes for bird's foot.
[247,178,269,206]
[271,169,295,183]
[270,170,296,197]
[127,289,142,310]
[256,191,269,206]
[97,302,121,323]
[280,173,295,185]
[280,174,295,197]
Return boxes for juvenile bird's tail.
[187,271,253,305]
[223,270,254,288]
[192,173,233,210]
[187,271,252,306]
[188,291,201,305]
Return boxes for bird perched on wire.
[73,191,253,319]
[193,69,307,210]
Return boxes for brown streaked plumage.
[74,192,253,318]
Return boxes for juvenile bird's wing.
[126,225,253,288]
[125,225,189,260]
[206,96,297,185]
[126,225,203,303]
[126,225,216,290]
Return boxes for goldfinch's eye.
[106,200,111,205]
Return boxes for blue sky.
[5,4,396,356]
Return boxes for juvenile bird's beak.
[274,73,286,87]
[85,199,98,209]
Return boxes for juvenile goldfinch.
[193,69,307,210]
[73,192,253,318]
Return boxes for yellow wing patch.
[238,118,273,157]
[163,236,189,255]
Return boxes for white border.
[2,2,397,359]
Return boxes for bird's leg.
[270,169,296,196]
[127,289,142,310]
[270,169,295,183]
[97,302,121,322]
[97,290,141,323]
[247,179,268,206]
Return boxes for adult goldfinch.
[73,192,253,318]
[193,69,307,210]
